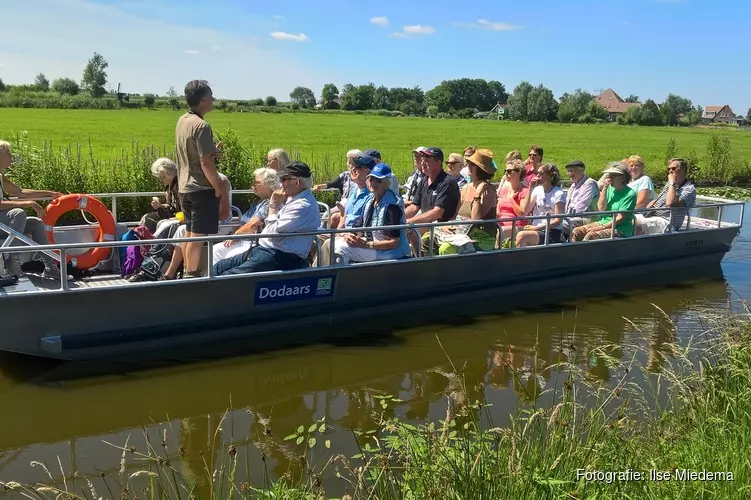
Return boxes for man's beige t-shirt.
[175,111,217,194]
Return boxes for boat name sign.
[254,275,337,305]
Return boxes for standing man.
[175,80,223,278]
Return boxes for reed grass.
[3,300,750,499]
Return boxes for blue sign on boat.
[254,275,337,305]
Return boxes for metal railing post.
[111,196,118,224]
[610,213,616,239]
[329,231,335,266]
[717,205,723,228]
[206,240,214,278]
[315,237,322,267]
[544,215,550,245]
[429,226,435,257]
[59,248,68,291]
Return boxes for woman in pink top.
[496,159,528,246]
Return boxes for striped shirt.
[647,179,696,231]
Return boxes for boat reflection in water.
[0,268,736,492]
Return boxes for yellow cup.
[176,212,185,222]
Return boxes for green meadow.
[1,108,750,220]
[2,108,751,181]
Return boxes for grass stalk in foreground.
[2,301,750,499]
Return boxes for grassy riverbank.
[3,302,750,499]
[3,113,751,221]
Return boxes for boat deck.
[0,272,127,294]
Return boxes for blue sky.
[1,0,749,114]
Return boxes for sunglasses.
[667,166,680,172]
[528,153,539,157]
[445,161,461,165]
[504,169,520,174]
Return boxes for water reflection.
[0,275,738,490]
[0,201,749,492]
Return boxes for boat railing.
[0,200,743,293]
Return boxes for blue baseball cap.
[368,163,392,179]
[352,154,377,169]
[364,149,381,160]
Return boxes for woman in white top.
[626,155,654,209]
[515,163,567,247]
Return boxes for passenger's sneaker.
[6,256,25,279]
[43,265,74,281]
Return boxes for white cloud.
[457,19,523,31]
[0,0,336,99]
[269,31,309,42]
[370,16,389,27]
[183,49,200,55]
[390,32,409,39]
[403,25,435,35]
[272,14,285,21]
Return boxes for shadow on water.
[0,264,730,388]
[0,261,741,490]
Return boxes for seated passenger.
[266,148,291,173]
[626,155,654,209]
[0,140,70,280]
[433,148,498,255]
[405,147,461,256]
[445,153,468,188]
[147,158,181,232]
[562,160,599,238]
[571,161,636,241]
[643,158,696,232]
[312,153,376,266]
[515,163,567,247]
[160,172,232,279]
[313,149,361,228]
[363,149,382,164]
[213,161,320,275]
[496,159,528,245]
[212,167,279,265]
[523,145,544,186]
[494,150,523,193]
[333,164,411,264]
[459,146,476,180]
[404,147,427,203]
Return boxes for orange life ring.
[43,194,117,270]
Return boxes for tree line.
[1,52,749,126]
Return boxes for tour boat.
[0,189,744,360]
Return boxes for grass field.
[1,108,750,220]
[2,108,751,182]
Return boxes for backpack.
[128,222,182,282]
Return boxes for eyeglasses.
[667,166,680,172]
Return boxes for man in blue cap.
[312,153,377,266]
[333,163,411,264]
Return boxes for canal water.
[0,203,749,494]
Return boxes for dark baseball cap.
[363,149,381,159]
[565,160,586,170]
[280,161,312,179]
[421,147,444,162]
[352,154,377,169]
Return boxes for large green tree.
[425,78,507,113]
[81,52,108,97]
[638,99,663,126]
[34,73,50,91]
[289,86,316,108]
[507,81,534,121]
[0,78,6,92]
[321,83,339,109]
[51,77,80,95]
[660,94,693,126]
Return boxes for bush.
[265,96,277,106]
[143,94,156,107]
